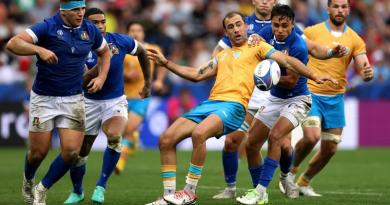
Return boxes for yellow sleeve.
[303,26,314,40]
[123,55,132,74]
[257,42,276,59]
[352,33,366,57]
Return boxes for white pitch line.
[198,186,385,196]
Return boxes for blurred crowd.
[1,0,390,102]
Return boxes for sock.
[249,164,263,188]
[70,157,87,195]
[258,157,279,188]
[161,165,176,196]
[185,163,203,196]
[280,147,294,175]
[222,150,238,188]
[96,147,120,188]
[41,155,71,189]
[297,174,312,187]
[24,154,39,180]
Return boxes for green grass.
[0,148,389,204]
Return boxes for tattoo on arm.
[198,61,214,75]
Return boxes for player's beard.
[329,15,345,26]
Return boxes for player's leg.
[23,131,52,205]
[296,94,345,197]
[66,97,101,204]
[213,112,253,199]
[291,117,321,175]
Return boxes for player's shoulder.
[304,21,326,33]
[291,32,307,50]
[259,26,273,39]
[345,26,364,40]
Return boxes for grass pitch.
[0,148,389,204]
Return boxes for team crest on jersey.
[56,29,64,40]
[233,51,241,59]
[249,24,254,31]
[81,31,89,41]
[108,43,119,55]
[282,49,289,55]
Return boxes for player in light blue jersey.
[212,0,346,200]
[236,5,313,204]
[6,1,111,204]
[63,8,151,205]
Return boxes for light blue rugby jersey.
[27,12,105,96]
[258,26,310,99]
[84,32,138,100]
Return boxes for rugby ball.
[253,59,281,91]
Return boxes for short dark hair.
[271,4,295,22]
[126,21,144,33]
[328,0,350,6]
[84,7,104,18]
[222,11,245,29]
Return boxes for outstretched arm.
[147,48,217,82]
[269,51,338,84]
[305,38,347,60]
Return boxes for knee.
[61,150,79,164]
[321,142,338,157]
[268,130,284,147]
[28,151,47,165]
[304,133,321,146]
[191,129,207,147]
[105,127,123,139]
[159,131,174,151]
[224,136,238,152]
[107,135,122,152]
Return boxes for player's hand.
[147,48,168,67]
[37,47,58,64]
[248,34,265,47]
[313,75,339,85]
[87,76,106,93]
[361,62,374,82]
[139,82,151,98]
[331,44,348,58]
[153,80,164,93]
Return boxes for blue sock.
[258,157,279,188]
[96,147,120,188]
[70,164,86,195]
[280,147,294,174]
[222,150,238,187]
[249,164,263,188]
[24,154,39,180]
[41,155,71,189]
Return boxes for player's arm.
[212,45,224,57]
[147,48,217,82]
[277,69,299,89]
[354,54,374,82]
[304,38,347,59]
[133,44,152,97]
[6,31,58,64]
[153,63,168,93]
[268,51,337,84]
[212,36,231,57]
[87,41,110,94]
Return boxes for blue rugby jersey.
[218,13,303,49]
[84,32,138,100]
[26,12,105,96]
[258,26,310,99]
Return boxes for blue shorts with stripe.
[183,100,246,136]
[308,93,345,129]
[127,97,151,117]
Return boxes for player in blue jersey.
[6,1,111,205]
[62,8,151,204]
[212,0,346,200]
[236,5,313,204]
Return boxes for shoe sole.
[64,198,84,204]
[91,199,103,204]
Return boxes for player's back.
[124,43,160,99]
[304,21,366,95]
[209,42,275,109]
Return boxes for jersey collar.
[325,20,347,33]
[250,13,271,24]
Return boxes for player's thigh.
[126,111,144,134]
[160,117,198,147]
[192,114,224,144]
[247,118,270,148]
[58,128,84,153]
